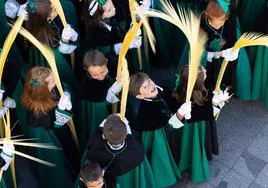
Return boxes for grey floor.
[173,98,268,188]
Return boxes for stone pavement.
[174,98,268,188]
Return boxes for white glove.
[213,105,221,117]
[110,81,123,94]
[212,89,232,109]
[177,101,192,120]
[114,43,122,55]
[207,51,216,62]
[58,91,72,111]
[106,89,120,104]
[61,24,78,42]
[0,89,5,101]
[0,107,7,119]
[168,113,185,129]
[222,48,239,61]
[129,36,142,49]
[5,0,20,19]
[139,0,151,11]
[0,140,14,171]
[17,3,28,20]
[3,97,16,109]
[58,41,77,54]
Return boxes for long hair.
[27,0,60,47]
[81,0,104,32]
[174,65,208,106]
[21,66,57,115]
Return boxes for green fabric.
[77,100,109,152]
[27,126,74,188]
[116,157,157,188]
[235,20,251,100]
[252,47,268,109]
[141,128,180,187]
[178,121,209,183]
[0,178,7,188]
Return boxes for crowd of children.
[0,0,267,187]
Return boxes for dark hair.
[174,65,208,106]
[83,50,106,69]
[27,0,60,47]
[103,114,127,145]
[82,0,104,32]
[80,161,102,182]
[129,72,150,97]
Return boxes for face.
[102,0,116,19]
[87,65,108,81]
[207,15,228,29]
[137,79,158,99]
[45,73,56,91]
[84,177,104,188]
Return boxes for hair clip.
[30,79,40,88]
[27,0,37,13]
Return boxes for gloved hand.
[106,81,123,103]
[3,97,16,109]
[61,24,78,42]
[0,140,14,171]
[110,81,123,94]
[0,89,5,101]
[139,0,151,11]
[58,91,72,111]
[17,3,28,20]
[5,0,20,19]
[114,43,122,55]
[207,51,216,62]
[0,107,7,119]
[129,36,142,49]
[54,108,72,128]
[177,101,192,120]
[168,113,185,129]
[212,88,232,109]
[222,48,239,61]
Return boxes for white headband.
[88,0,99,16]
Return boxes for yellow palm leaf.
[49,0,67,27]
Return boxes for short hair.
[83,50,106,69]
[80,161,102,182]
[206,0,230,20]
[129,72,150,97]
[103,114,127,145]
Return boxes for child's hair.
[83,50,106,69]
[103,114,127,145]
[21,66,57,115]
[205,0,230,20]
[27,0,60,47]
[174,65,208,106]
[80,161,102,183]
[82,0,104,31]
[129,72,150,97]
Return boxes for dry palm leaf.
[215,32,268,93]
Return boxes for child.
[128,72,180,187]
[77,50,123,151]
[78,161,106,188]
[171,64,229,183]
[20,66,79,188]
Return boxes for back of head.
[82,0,104,30]
[83,50,106,69]
[205,0,231,20]
[103,114,127,145]
[80,161,102,183]
[27,0,57,47]
[21,66,57,115]
[129,72,150,97]
[174,65,208,105]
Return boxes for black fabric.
[27,110,55,130]
[0,156,6,168]
[80,56,117,102]
[201,13,237,91]
[205,119,219,161]
[129,88,178,132]
[87,129,145,179]
[82,0,130,49]
[178,93,214,123]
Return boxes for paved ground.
[174,98,268,188]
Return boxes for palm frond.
[49,0,67,27]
